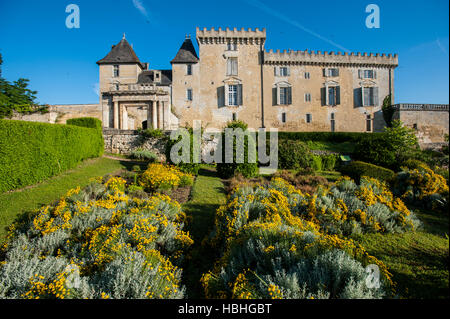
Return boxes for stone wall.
[392,104,449,147]
[103,129,167,161]
[10,104,101,124]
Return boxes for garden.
[0,118,448,299]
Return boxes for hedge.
[0,119,104,192]
[66,117,102,130]
[338,161,395,183]
[276,131,387,143]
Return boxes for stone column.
[152,101,158,129]
[113,101,119,129]
[158,101,163,130]
[147,102,152,129]
[122,106,128,130]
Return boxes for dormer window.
[113,65,119,77]
[227,41,237,51]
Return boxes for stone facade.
[171,27,398,132]
[103,129,167,160]
[392,104,449,146]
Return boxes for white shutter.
[274,66,279,76]
[358,70,362,79]
[227,59,232,76]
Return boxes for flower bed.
[201,176,421,299]
[0,176,193,299]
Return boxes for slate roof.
[97,37,144,68]
[137,70,172,86]
[171,38,199,64]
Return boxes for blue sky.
[0,0,448,105]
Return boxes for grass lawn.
[0,157,131,241]
[181,165,227,298]
[355,208,449,299]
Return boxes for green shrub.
[165,129,200,175]
[129,148,157,161]
[139,127,164,139]
[311,155,322,171]
[216,121,259,178]
[321,154,338,171]
[278,139,313,170]
[276,131,383,143]
[0,119,104,193]
[338,161,395,183]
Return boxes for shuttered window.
[278,86,292,105]
[324,68,339,77]
[228,85,238,106]
[324,86,340,106]
[274,66,290,77]
[362,87,379,106]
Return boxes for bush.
[338,161,395,183]
[354,121,419,170]
[0,177,192,299]
[165,128,200,175]
[276,131,383,144]
[392,163,449,213]
[321,154,338,171]
[0,119,104,193]
[201,178,398,299]
[139,127,164,139]
[278,139,313,170]
[216,121,259,178]
[311,155,322,171]
[129,148,157,162]
[139,163,193,192]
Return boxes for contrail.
[245,0,350,52]
[132,0,149,20]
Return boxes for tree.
[0,54,39,119]
[382,94,395,127]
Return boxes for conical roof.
[171,38,199,64]
[97,36,144,67]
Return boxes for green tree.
[382,94,395,127]
[0,55,39,119]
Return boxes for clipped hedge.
[276,131,385,143]
[66,117,102,130]
[338,161,395,183]
[0,119,104,192]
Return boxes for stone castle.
[97,27,398,133]
[12,27,449,145]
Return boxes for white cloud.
[132,0,149,20]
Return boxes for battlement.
[196,27,266,44]
[264,49,398,67]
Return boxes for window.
[187,64,192,75]
[305,72,310,79]
[228,85,238,106]
[281,112,286,123]
[331,113,336,132]
[277,86,292,105]
[306,113,312,123]
[275,66,290,77]
[305,93,311,102]
[324,68,339,77]
[113,65,119,77]
[359,69,376,79]
[280,67,289,77]
[326,86,340,106]
[115,83,120,90]
[227,41,237,51]
[187,89,193,101]
[413,123,418,130]
[232,112,237,121]
[227,58,238,76]
[362,87,379,106]
[366,114,372,132]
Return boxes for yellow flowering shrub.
[139,163,193,192]
[393,163,449,212]
[0,177,192,299]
